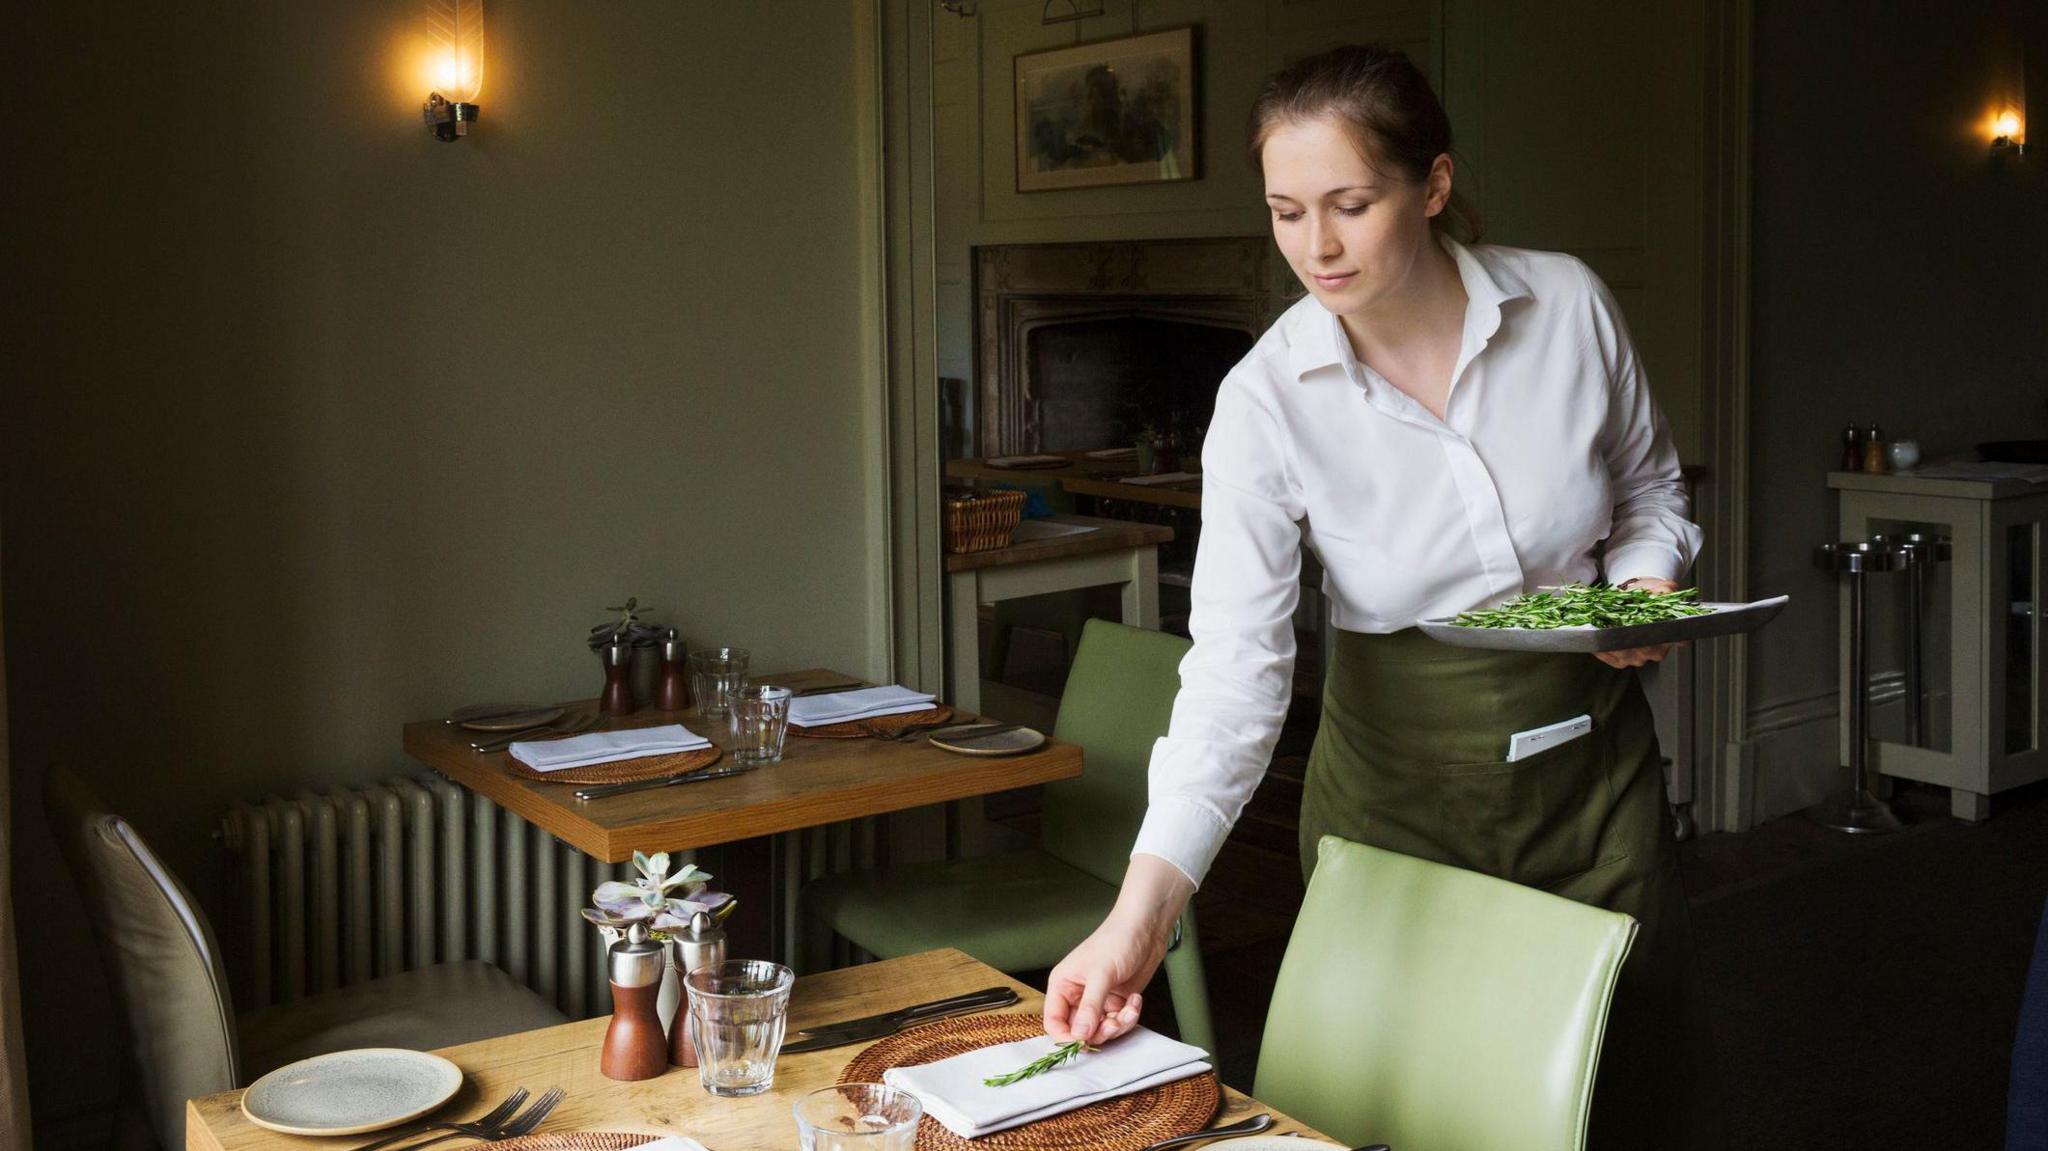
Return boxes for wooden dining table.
[186,948,1333,1151]
[403,673,1083,965]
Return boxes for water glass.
[683,959,793,1097]
[688,647,749,719]
[794,1083,923,1151]
[728,684,792,766]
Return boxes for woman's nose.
[1308,216,1340,261]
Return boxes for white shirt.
[1131,237,1702,886]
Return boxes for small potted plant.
[583,851,736,1028]
[1132,422,1159,475]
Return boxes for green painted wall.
[0,1,884,1130]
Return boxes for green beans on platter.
[1451,584,1711,631]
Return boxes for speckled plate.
[240,1048,463,1136]
[928,726,1047,756]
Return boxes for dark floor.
[988,619,2047,1151]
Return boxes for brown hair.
[1247,44,1483,243]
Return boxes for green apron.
[1302,628,1724,1151]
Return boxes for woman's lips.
[1312,271,1356,290]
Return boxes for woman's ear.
[1423,153,1454,218]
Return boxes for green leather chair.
[803,619,1216,1055]
[47,766,567,1151]
[1256,837,1639,1151]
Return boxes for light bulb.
[1994,110,2022,139]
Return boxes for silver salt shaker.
[668,911,726,1067]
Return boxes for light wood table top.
[187,949,1332,1151]
[943,514,1172,574]
[403,674,1082,862]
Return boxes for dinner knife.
[574,764,753,801]
[928,723,1025,744]
[780,986,1020,1054]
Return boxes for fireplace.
[973,237,1279,457]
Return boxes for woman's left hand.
[1594,578,1683,669]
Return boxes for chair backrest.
[2010,895,2048,1149]
[46,765,239,1149]
[1042,619,1191,886]
[1256,836,1638,1151]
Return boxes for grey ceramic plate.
[1416,595,1790,653]
[929,726,1047,756]
[240,1047,463,1136]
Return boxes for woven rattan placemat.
[504,745,722,785]
[481,1134,663,1151]
[838,1014,1219,1151]
[790,704,955,741]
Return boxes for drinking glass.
[728,684,792,766]
[683,959,793,1097]
[794,1083,923,1151]
[688,647,749,719]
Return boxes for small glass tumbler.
[683,959,794,1097]
[727,684,792,766]
[794,1083,923,1151]
[688,647,750,719]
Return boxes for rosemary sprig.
[983,1040,1095,1087]
[1452,583,1710,631]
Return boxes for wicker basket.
[944,489,1027,554]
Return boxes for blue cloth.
[2011,896,2048,1149]
[992,483,1054,519]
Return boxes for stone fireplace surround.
[973,236,1280,457]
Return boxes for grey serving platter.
[1417,594,1790,653]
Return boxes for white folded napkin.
[882,1027,1210,1138]
[788,685,938,729]
[509,724,712,773]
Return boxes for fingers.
[1042,967,1084,1041]
[1594,645,1673,668]
[1096,991,1143,1043]
[1069,970,1116,1045]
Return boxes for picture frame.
[1013,27,1197,193]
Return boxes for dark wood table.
[404,674,1082,963]
[187,949,1334,1151]
[945,450,1203,511]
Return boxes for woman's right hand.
[1043,855,1194,1045]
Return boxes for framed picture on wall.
[1014,28,1197,193]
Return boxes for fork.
[346,1088,527,1151]
[350,1087,564,1151]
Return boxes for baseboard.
[1743,690,1840,825]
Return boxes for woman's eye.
[1336,204,1368,217]
[1273,210,1302,223]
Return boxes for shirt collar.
[1284,236,1535,385]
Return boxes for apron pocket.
[1434,732,1625,890]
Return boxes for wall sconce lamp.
[1991,109,2026,161]
[422,1,484,142]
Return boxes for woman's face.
[1261,116,1451,318]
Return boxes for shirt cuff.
[1130,797,1234,889]
[1603,544,1685,589]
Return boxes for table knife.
[780,986,1019,1054]
[574,764,753,801]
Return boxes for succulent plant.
[581,850,734,935]
[588,596,663,649]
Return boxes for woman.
[1043,45,1721,1149]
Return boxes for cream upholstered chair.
[47,766,567,1150]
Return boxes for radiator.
[217,773,650,1020]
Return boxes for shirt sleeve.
[1130,374,1306,887]
[1578,262,1703,587]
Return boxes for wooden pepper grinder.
[656,629,691,712]
[600,923,668,1081]
[598,636,637,717]
[667,910,726,1067]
